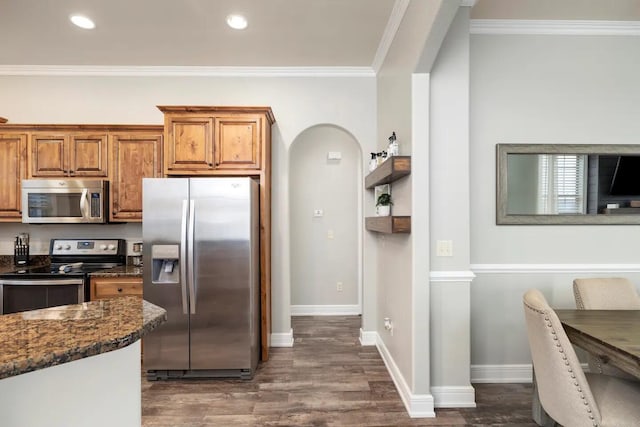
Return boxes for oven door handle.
[80,188,89,220]
[0,279,84,286]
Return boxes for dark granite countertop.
[89,265,143,278]
[0,297,166,380]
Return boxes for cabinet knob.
[117,288,123,293]
[209,163,214,167]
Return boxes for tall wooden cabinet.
[158,106,275,361]
[0,133,27,221]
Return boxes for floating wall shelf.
[365,216,411,234]
[365,156,411,189]
[364,156,412,234]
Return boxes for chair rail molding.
[430,270,476,283]
[471,264,640,274]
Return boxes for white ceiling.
[0,1,637,68]
[0,0,395,67]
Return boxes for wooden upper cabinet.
[110,131,163,222]
[0,133,27,221]
[165,116,214,172]
[30,132,108,177]
[215,116,261,170]
[159,106,274,175]
[70,134,109,176]
[30,134,67,176]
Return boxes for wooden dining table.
[555,309,640,378]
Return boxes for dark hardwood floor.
[142,316,537,426]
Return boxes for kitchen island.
[0,297,166,427]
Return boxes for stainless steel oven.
[0,239,126,315]
[21,179,108,224]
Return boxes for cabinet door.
[30,134,68,177]
[215,116,261,170]
[0,134,27,221]
[69,133,108,177]
[91,277,142,300]
[165,116,214,174]
[110,133,163,222]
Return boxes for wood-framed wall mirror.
[496,144,640,225]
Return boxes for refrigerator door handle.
[187,199,196,314]
[180,200,189,315]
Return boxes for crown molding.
[371,0,410,72]
[471,19,640,36]
[0,65,376,77]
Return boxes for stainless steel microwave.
[21,179,108,224]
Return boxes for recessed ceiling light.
[226,14,248,30]
[70,14,96,30]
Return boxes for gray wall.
[289,125,360,309]
[470,33,640,375]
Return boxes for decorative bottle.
[369,153,377,171]
[387,132,399,157]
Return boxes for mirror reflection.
[497,144,640,225]
[506,154,587,215]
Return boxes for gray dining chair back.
[573,277,640,378]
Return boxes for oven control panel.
[50,239,124,256]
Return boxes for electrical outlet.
[327,230,334,240]
[384,317,393,336]
[313,209,323,217]
[337,282,343,292]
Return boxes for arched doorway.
[289,124,362,315]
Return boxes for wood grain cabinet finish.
[30,133,108,177]
[215,116,261,170]
[0,133,27,221]
[110,132,163,222]
[159,106,273,175]
[164,116,214,172]
[90,277,143,300]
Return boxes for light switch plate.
[436,240,453,257]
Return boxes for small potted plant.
[376,193,393,216]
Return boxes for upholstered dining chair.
[573,277,640,378]
[523,289,640,427]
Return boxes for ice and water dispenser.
[151,245,180,284]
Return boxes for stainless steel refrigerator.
[142,177,260,380]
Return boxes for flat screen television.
[609,155,640,195]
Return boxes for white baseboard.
[375,334,435,418]
[270,329,294,347]
[471,364,532,383]
[290,304,360,316]
[359,329,377,346]
[471,363,589,383]
[431,386,476,408]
